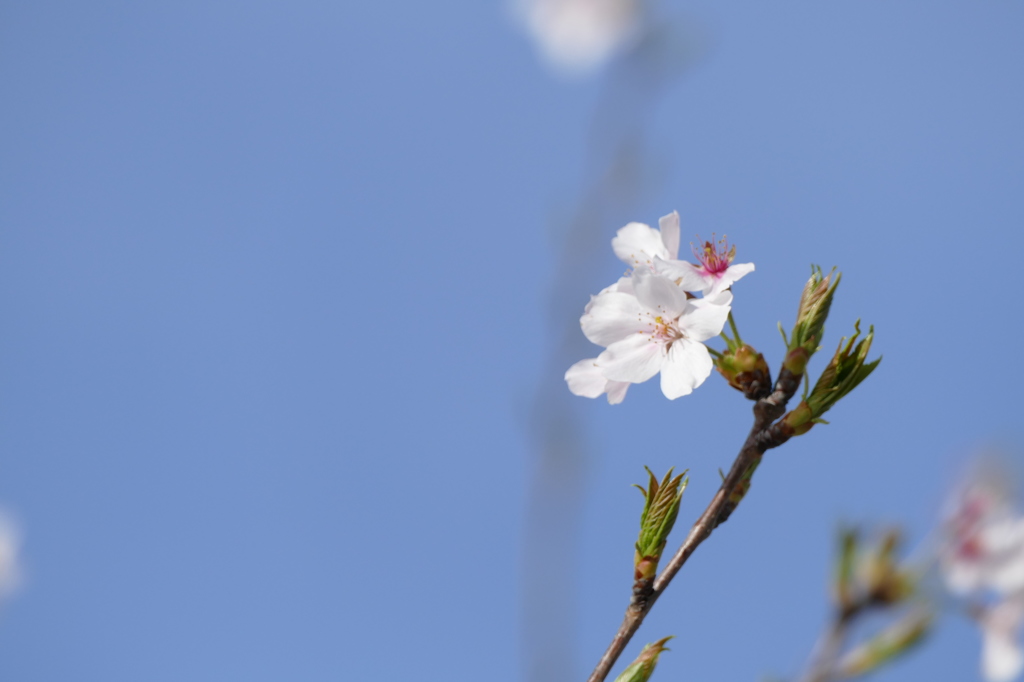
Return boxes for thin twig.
[586,369,803,682]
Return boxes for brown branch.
[586,368,803,682]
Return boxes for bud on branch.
[785,265,841,358]
[633,468,688,601]
[781,321,881,437]
[613,636,674,682]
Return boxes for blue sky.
[1,1,1023,680]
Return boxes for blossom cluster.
[565,212,753,404]
[942,472,1024,681]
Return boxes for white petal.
[612,222,670,267]
[606,381,630,404]
[581,291,642,346]
[943,559,987,594]
[658,211,680,260]
[987,538,1024,594]
[632,268,688,317]
[703,288,734,307]
[565,359,610,398]
[597,333,665,384]
[983,632,1024,682]
[705,262,756,298]
[660,338,714,399]
[678,298,732,343]
[584,277,632,314]
[653,258,709,292]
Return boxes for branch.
[586,368,803,682]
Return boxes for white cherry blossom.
[575,268,730,400]
[610,213,753,302]
[941,470,1024,681]
[612,211,680,269]
[655,235,755,300]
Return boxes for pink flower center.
[692,235,736,277]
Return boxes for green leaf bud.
[613,637,674,682]
[805,321,881,419]
[788,266,841,356]
[634,468,688,580]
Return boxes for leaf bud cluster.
[634,468,688,582]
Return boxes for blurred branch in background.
[515,4,701,680]
[800,528,930,682]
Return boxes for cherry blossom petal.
[660,338,714,399]
[612,222,671,267]
[565,359,609,398]
[606,380,630,404]
[658,211,680,260]
[597,333,665,384]
[705,262,756,298]
[581,291,643,346]
[652,258,708,292]
[564,359,631,403]
[983,631,1024,682]
[678,298,732,343]
[632,268,688,317]
[704,289,734,307]
[982,598,1024,682]
[984,520,1024,594]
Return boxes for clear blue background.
[1,1,1023,680]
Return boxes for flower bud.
[716,344,771,400]
[613,637,674,682]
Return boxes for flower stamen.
[691,234,736,276]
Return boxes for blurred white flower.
[515,0,643,75]
[942,474,1024,596]
[981,597,1024,682]
[0,513,21,600]
[941,468,1024,681]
